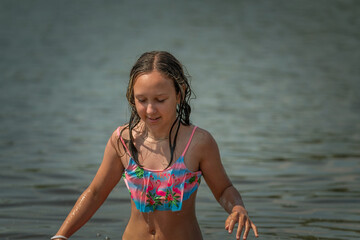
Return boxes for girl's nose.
[146,103,156,114]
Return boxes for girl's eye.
[137,99,146,103]
[157,99,166,103]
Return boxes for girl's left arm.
[198,129,258,240]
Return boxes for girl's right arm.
[52,129,124,239]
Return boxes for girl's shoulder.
[107,124,130,154]
[184,126,220,168]
[110,124,131,141]
[191,126,219,151]
[109,123,143,149]
[194,125,216,139]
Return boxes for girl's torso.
[117,124,204,240]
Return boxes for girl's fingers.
[236,215,246,239]
[226,212,259,239]
[225,216,232,230]
[228,219,236,233]
[226,212,239,233]
[251,221,259,237]
[242,220,250,240]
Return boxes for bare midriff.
[122,192,203,240]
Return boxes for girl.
[52,51,258,240]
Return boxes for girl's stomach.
[122,194,203,240]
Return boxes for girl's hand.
[225,207,258,240]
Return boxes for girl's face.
[133,70,180,133]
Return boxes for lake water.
[0,0,359,239]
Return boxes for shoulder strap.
[181,126,198,157]
[116,127,121,138]
[117,127,132,157]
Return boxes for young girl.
[52,51,258,240]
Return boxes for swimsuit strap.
[117,127,132,157]
[117,127,121,137]
[181,126,198,157]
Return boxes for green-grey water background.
[0,0,359,239]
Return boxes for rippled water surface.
[1,0,359,239]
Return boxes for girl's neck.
[142,134,169,143]
[140,118,179,142]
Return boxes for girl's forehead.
[133,71,175,94]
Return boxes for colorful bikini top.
[118,126,202,212]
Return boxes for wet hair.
[120,51,193,168]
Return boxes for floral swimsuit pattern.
[118,126,202,212]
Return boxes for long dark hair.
[120,51,193,168]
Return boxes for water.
[0,0,359,239]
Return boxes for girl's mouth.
[147,116,161,123]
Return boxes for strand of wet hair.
[167,116,181,169]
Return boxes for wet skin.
[122,193,202,240]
